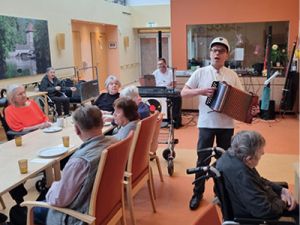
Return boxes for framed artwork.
[0,15,51,79]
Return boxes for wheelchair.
[186,147,297,225]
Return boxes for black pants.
[193,128,234,195]
[51,96,70,116]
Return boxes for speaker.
[56,33,65,50]
[260,100,275,120]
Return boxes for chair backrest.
[89,132,134,225]
[139,74,156,87]
[127,111,159,184]
[149,112,163,154]
[0,96,13,140]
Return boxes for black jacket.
[216,152,286,219]
[40,75,69,98]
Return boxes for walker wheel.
[35,178,47,193]
[162,148,176,160]
[167,159,174,176]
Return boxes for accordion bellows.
[206,81,258,123]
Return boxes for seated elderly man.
[120,85,150,119]
[25,105,117,225]
[5,84,51,132]
[40,67,76,117]
[216,130,299,224]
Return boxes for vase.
[276,62,281,67]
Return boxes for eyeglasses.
[210,48,227,54]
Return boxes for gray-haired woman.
[94,75,121,114]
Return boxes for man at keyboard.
[152,58,176,88]
[181,37,259,210]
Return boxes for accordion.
[205,81,258,123]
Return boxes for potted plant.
[271,44,287,67]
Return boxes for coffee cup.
[56,118,64,128]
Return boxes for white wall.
[0,0,172,87]
[130,5,170,28]
[0,0,140,86]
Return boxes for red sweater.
[5,100,48,131]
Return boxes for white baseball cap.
[210,37,230,52]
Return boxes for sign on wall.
[0,15,51,80]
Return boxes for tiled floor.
[0,113,299,224]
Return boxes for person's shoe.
[189,194,203,210]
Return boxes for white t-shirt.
[185,65,243,129]
[152,68,174,87]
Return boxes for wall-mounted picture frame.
[108,41,117,49]
[0,15,51,79]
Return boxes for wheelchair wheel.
[167,159,174,176]
[35,178,47,193]
[162,148,176,161]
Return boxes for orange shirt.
[5,100,48,131]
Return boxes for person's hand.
[38,122,51,129]
[281,188,297,211]
[251,105,260,116]
[168,81,177,88]
[42,122,52,128]
[101,110,112,115]
[201,87,216,97]
[103,115,114,123]
[55,86,61,91]
[70,87,77,92]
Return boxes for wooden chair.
[21,132,134,225]
[125,111,159,225]
[149,113,164,182]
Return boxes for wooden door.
[90,32,107,90]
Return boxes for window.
[186,21,289,76]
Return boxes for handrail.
[76,66,99,81]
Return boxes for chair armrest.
[7,130,31,138]
[21,201,95,224]
[235,216,296,225]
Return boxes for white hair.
[120,85,139,100]
[6,84,23,104]
[228,130,266,161]
[104,75,121,89]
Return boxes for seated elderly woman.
[94,75,121,114]
[112,97,140,141]
[120,85,150,119]
[5,84,51,132]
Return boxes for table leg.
[0,196,5,209]
[53,162,61,181]
[45,167,54,188]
